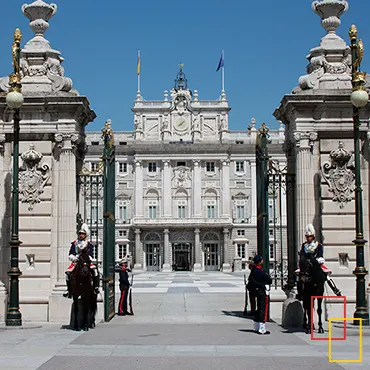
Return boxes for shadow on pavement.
[221,310,252,319]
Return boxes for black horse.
[298,253,328,334]
[70,249,98,331]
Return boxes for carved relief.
[19,144,50,210]
[54,133,79,150]
[0,134,5,151]
[173,167,191,188]
[322,141,355,209]
[292,131,318,149]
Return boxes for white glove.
[317,257,325,265]
[69,254,78,262]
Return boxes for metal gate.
[102,121,116,322]
[256,123,297,290]
[76,121,116,322]
[267,161,296,289]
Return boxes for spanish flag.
[137,51,141,75]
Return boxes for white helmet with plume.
[78,223,90,237]
[305,223,315,237]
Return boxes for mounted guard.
[63,223,100,298]
[296,223,341,299]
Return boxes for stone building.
[83,68,287,274]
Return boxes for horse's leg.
[317,297,324,333]
[73,296,80,331]
[302,295,310,333]
[81,293,89,331]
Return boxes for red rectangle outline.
[310,295,347,341]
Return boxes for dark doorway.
[172,243,192,271]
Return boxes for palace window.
[177,200,186,218]
[207,200,216,218]
[91,162,99,172]
[118,244,127,260]
[119,230,127,237]
[237,230,245,236]
[149,200,157,219]
[148,162,157,173]
[177,161,186,167]
[119,162,127,173]
[206,162,215,172]
[91,230,98,238]
[237,244,246,259]
[118,205,127,220]
[235,161,244,173]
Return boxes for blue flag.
[216,52,224,72]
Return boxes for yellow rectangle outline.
[328,318,362,363]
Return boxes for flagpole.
[137,49,141,93]
[221,49,225,92]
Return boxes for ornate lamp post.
[349,25,369,326]
[5,29,24,327]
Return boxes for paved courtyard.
[0,272,369,370]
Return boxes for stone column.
[250,160,257,224]
[194,228,202,272]
[293,132,318,246]
[162,160,171,217]
[49,133,80,322]
[134,160,143,217]
[54,134,79,284]
[163,228,171,272]
[222,228,231,272]
[134,228,142,270]
[193,160,201,217]
[221,159,230,216]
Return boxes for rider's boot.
[63,280,72,298]
[93,274,100,295]
[296,279,304,301]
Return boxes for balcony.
[116,219,131,224]
[233,218,251,224]
[132,217,232,227]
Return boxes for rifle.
[128,273,134,315]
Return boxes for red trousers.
[118,289,129,314]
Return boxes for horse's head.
[75,249,91,277]
[299,253,326,284]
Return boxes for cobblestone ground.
[0,272,368,370]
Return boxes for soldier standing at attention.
[118,259,132,316]
[248,255,272,335]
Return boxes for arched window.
[173,188,188,218]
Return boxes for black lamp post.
[5,29,24,327]
[349,24,370,326]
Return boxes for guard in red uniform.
[118,259,132,316]
[248,255,272,335]
[63,224,100,298]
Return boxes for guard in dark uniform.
[247,261,257,316]
[248,255,272,335]
[118,259,132,316]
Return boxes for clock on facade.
[174,116,189,131]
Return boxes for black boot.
[93,275,100,295]
[296,279,304,301]
[63,280,72,299]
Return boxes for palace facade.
[83,69,287,273]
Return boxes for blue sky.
[1,0,370,132]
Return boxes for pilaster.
[221,159,230,216]
[250,160,257,224]
[162,160,171,217]
[134,160,143,217]
[134,228,142,270]
[192,160,201,217]
[163,228,171,272]
[194,228,202,272]
[293,131,318,246]
[222,228,231,272]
